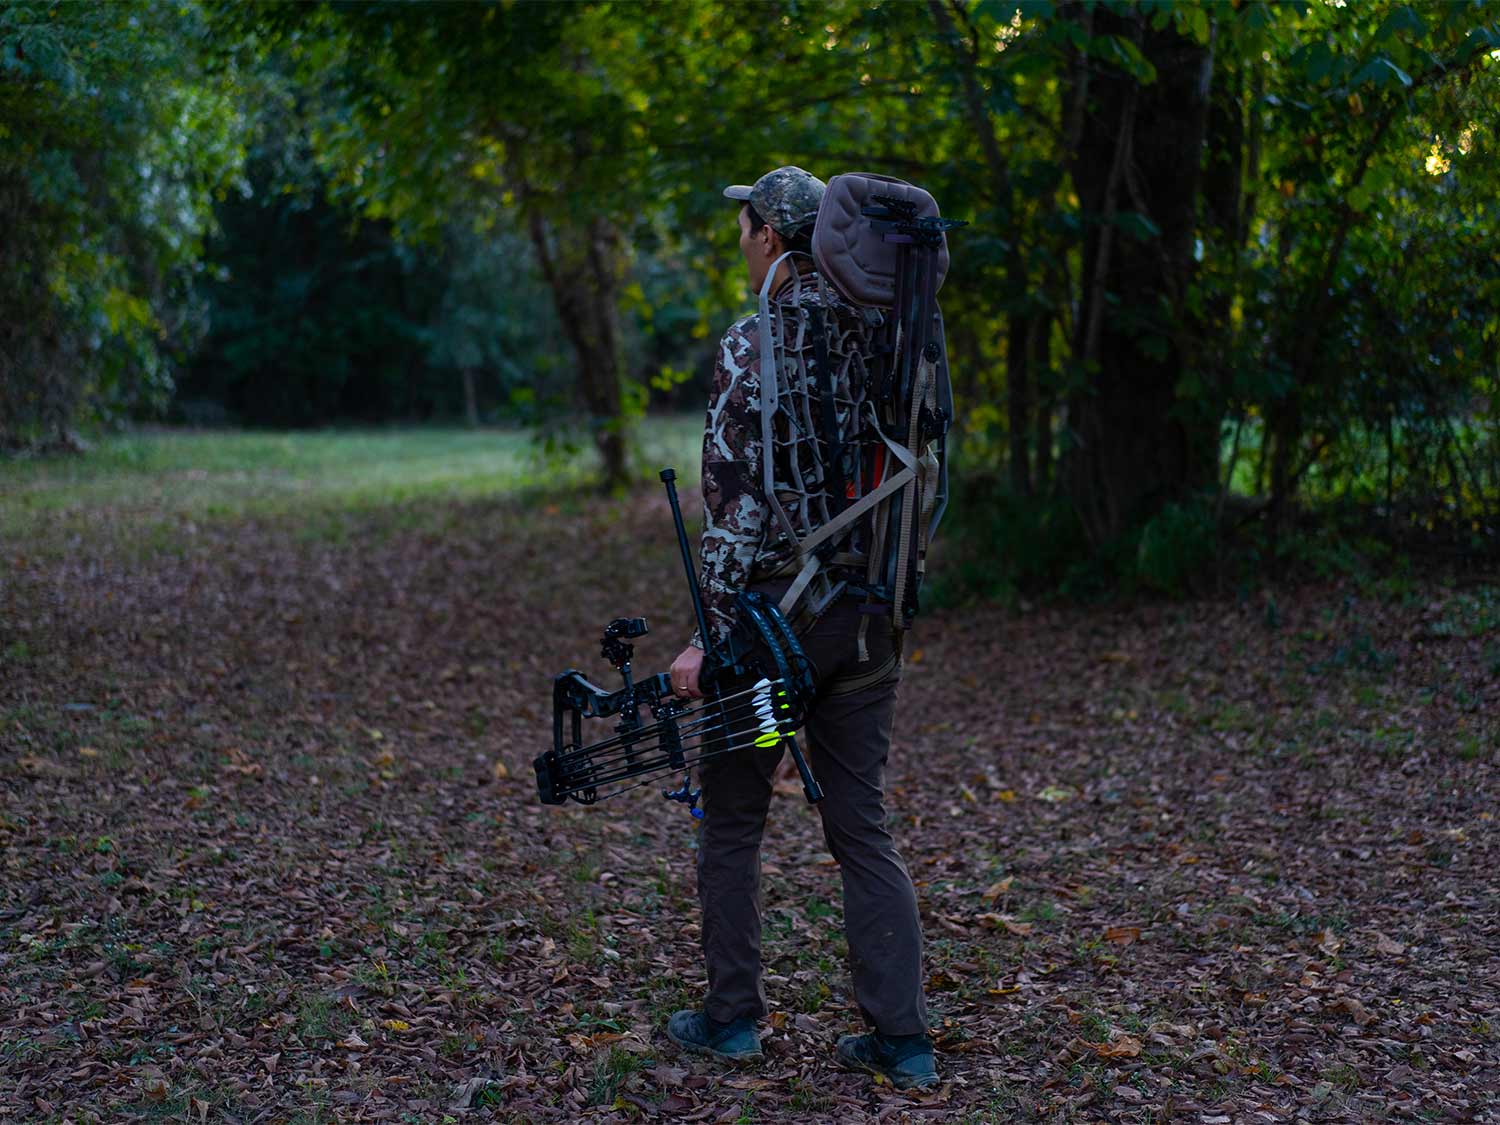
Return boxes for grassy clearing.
[0,418,702,555]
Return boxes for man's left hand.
[670,646,705,699]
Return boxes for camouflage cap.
[723,165,826,238]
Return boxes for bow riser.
[535,592,820,809]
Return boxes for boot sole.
[666,1024,763,1062]
[836,1044,938,1090]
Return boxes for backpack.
[756,173,960,657]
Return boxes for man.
[664,165,937,1091]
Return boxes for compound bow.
[533,469,824,815]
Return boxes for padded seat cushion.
[812,173,950,309]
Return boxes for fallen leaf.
[1104,925,1141,945]
[651,1064,687,1087]
[1330,996,1376,1027]
[1096,1035,1143,1059]
[492,759,510,780]
[1372,932,1405,956]
[928,968,963,990]
[1054,1036,1092,1064]
[382,1019,410,1031]
[1036,785,1073,802]
[975,913,1031,936]
[983,877,1015,900]
[448,1076,490,1111]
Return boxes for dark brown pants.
[695,585,929,1036]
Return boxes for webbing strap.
[866,477,890,590]
[777,405,920,650]
[759,252,802,548]
[892,356,937,627]
[759,550,863,581]
[811,274,846,519]
[794,401,918,560]
[775,457,912,626]
[915,445,941,578]
[822,649,900,697]
[777,554,822,619]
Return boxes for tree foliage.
[3,0,1497,576]
[0,2,247,448]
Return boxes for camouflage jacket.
[697,270,873,647]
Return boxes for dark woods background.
[3,0,1497,594]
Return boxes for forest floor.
[2,430,1497,1124]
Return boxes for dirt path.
[2,489,1496,1122]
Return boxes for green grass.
[0,419,702,552]
[586,1045,648,1106]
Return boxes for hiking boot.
[666,1010,763,1062]
[836,1031,938,1090]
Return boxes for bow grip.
[698,632,750,692]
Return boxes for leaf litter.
[0,486,1496,1121]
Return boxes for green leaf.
[1243,3,1274,31]
[1187,6,1211,47]
[1381,59,1414,87]
[1351,56,1413,89]
[1104,34,1157,84]
[1374,5,1426,43]
[1301,42,1334,84]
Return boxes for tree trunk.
[525,211,630,489]
[1007,314,1032,497]
[1064,4,1218,546]
[1201,36,1246,555]
[462,367,479,427]
[1031,311,1053,491]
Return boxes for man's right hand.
[670,645,706,700]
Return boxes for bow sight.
[533,469,824,814]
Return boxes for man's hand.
[670,645,705,700]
